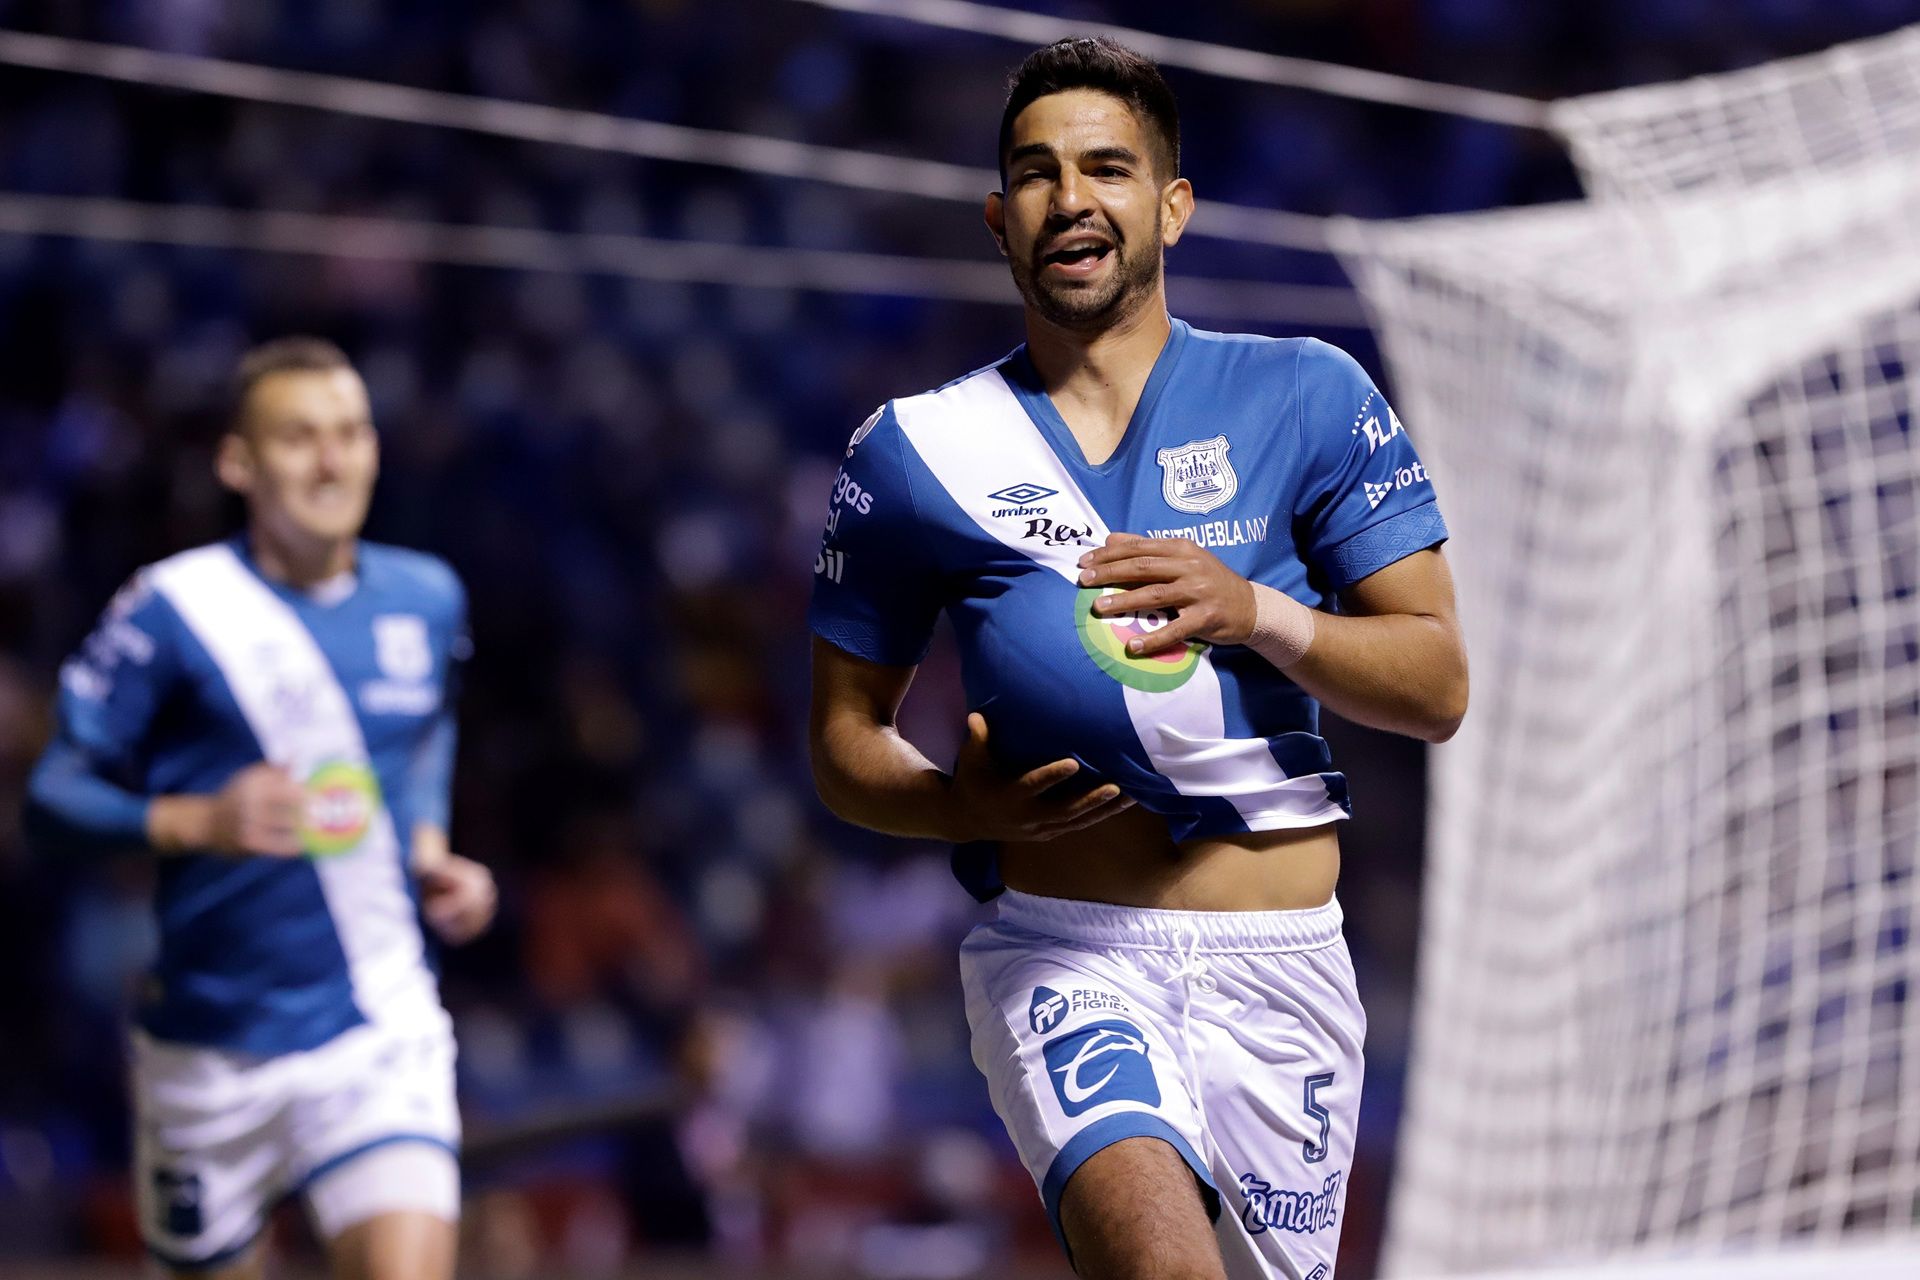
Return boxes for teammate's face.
[988,89,1191,333]
[218,368,379,546]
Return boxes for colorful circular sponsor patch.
[1074,586,1206,693]
[302,760,380,857]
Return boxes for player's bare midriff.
[999,804,1340,912]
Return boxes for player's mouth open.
[1042,240,1113,275]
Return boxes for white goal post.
[1332,25,1920,1277]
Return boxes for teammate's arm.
[25,581,306,857]
[810,638,1134,842]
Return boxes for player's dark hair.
[228,335,354,431]
[998,37,1180,184]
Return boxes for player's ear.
[214,430,255,496]
[1160,177,1194,248]
[984,191,1009,257]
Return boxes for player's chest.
[185,606,444,743]
[958,419,1287,576]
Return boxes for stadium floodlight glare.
[1333,24,1920,1277]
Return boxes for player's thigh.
[131,1034,289,1276]
[1204,939,1365,1279]
[1059,1135,1228,1280]
[324,1208,457,1280]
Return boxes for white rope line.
[0,193,1369,326]
[0,28,1333,252]
[793,0,1556,131]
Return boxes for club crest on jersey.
[1156,436,1237,515]
[373,614,432,683]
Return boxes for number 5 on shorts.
[1302,1072,1335,1164]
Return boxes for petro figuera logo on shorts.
[1042,1018,1159,1116]
[302,760,382,857]
[1075,587,1205,693]
[1156,435,1237,515]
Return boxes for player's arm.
[806,405,1129,840]
[810,639,1132,841]
[1078,341,1467,743]
[406,582,495,944]
[25,579,305,857]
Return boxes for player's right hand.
[950,712,1135,842]
[208,763,307,856]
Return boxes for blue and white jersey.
[809,320,1447,896]
[27,538,466,1056]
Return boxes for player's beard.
[1011,211,1163,333]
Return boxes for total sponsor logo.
[1363,461,1430,510]
[989,481,1057,519]
[1145,515,1269,549]
[1238,1170,1343,1236]
[1027,985,1131,1034]
[1042,1018,1159,1116]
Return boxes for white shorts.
[960,890,1364,1280]
[130,1010,462,1272]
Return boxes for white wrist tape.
[1247,581,1316,669]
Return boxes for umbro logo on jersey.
[1042,1018,1158,1116]
[1157,436,1238,515]
[989,481,1057,518]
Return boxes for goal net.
[1331,25,1920,1276]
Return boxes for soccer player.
[26,338,495,1280]
[808,38,1467,1280]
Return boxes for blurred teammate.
[26,338,494,1280]
[809,39,1466,1280]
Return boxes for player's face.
[220,368,379,546]
[990,89,1188,333]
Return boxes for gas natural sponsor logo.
[1145,516,1269,549]
[1363,460,1430,510]
[1239,1170,1343,1236]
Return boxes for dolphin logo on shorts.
[1042,1019,1159,1116]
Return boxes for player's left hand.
[1077,532,1257,657]
[419,853,498,945]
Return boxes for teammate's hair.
[228,335,354,432]
[998,37,1180,184]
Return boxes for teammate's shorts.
[960,890,1364,1280]
[130,1008,461,1272]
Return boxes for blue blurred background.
[0,1,1913,1275]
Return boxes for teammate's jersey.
[27,537,467,1056]
[809,320,1447,898]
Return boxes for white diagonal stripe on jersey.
[147,544,434,1026]
[894,368,1341,828]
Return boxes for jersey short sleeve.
[1293,340,1450,592]
[807,404,944,667]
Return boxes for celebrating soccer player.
[26,338,494,1280]
[808,39,1467,1280]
